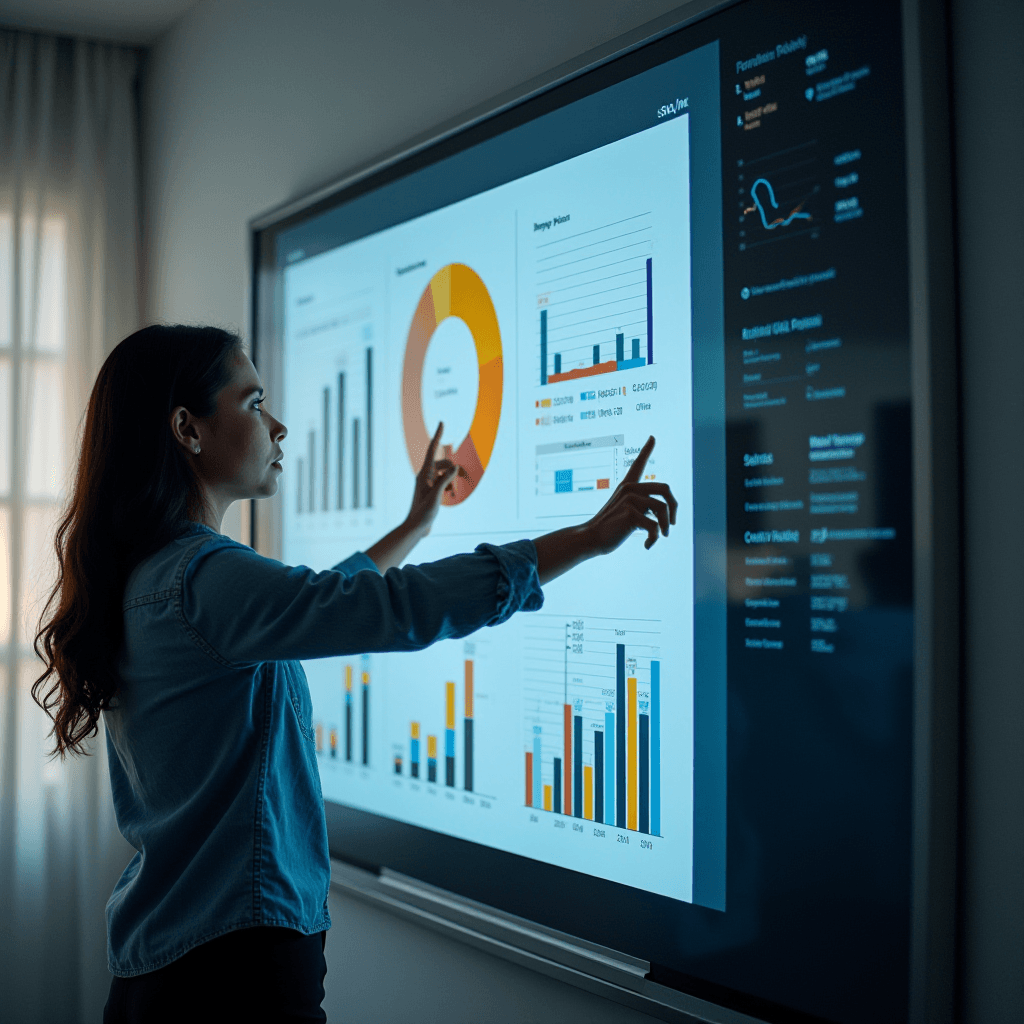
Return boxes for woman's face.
[188,348,287,504]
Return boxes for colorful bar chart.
[391,651,478,793]
[522,616,662,836]
[318,657,371,767]
[537,234,654,385]
[534,435,622,499]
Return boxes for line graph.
[738,140,821,252]
[745,177,812,230]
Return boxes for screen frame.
[247,2,960,1020]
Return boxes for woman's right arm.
[182,436,673,666]
[182,537,542,666]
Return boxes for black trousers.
[103,927,327,1023]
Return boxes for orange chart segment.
[402,264,503,506]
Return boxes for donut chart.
[402,264,503,506]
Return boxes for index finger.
[623,435,655,484]
[421,422,444,474]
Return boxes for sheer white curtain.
[0,31,141,1023]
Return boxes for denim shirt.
[103,523,543,976]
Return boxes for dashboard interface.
[255,1,914,1019]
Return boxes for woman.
[33,325,676,1022]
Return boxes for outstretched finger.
[421,422,444,476]
[623,435,655,485]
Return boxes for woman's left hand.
[405,422,461,538]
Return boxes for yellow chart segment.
[402,263,503,506]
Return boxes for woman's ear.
[170,406,202,455]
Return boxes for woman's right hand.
[581,435,676,553]
[532,435,676,585]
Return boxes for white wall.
[141,0,1024,1020]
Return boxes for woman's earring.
[193,446,201,455]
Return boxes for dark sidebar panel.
[689,3,914,1021]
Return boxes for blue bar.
[554,468,573,494]
[616,644,626,828]
[616,357,647,370]
[445,729,455,757]
[615,333,624,362]
[604,711,615,825]
[553,352,561,374]
[651,661,661,836]
[573,715,583,817]
[592,344,601,365]
[639,714,650,834]
[632,337,640,360]
[540,308,548,385]
[532,731,542,808]
[646,258,654,365]
[594,731,604,823]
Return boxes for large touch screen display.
[279,51,720,906]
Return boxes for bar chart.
[522,614,662,836]
[535,434,624,499]
[295,341,374,515]
[313,655,373,768]
[536,212,654,387]
[391,642,481,795]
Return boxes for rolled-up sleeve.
[180,538,543,666]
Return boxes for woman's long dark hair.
[33,325,242,757]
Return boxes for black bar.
[632,337,640,360]
[540,308,547,384]
[554,352,561,374]
[646,257,653,364]
[361,683,368,766]
[594,730,604,824]
[411,761,419,779]
[445,755,455,788]
[345,702,352,762]
[639,714,650,834]
[393,758,402,776]
[365,347,373,508]
[573,715,583,817]
[337,372,345,509]
[616,644,626,828]
[615,333,624,362]
[352,418,361,508]
[464,719,474,791]
[592,344,600,365]
[553,757,562,813]
[427,760,437,784]
[307,430,315,513]
[322,387,329,511]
